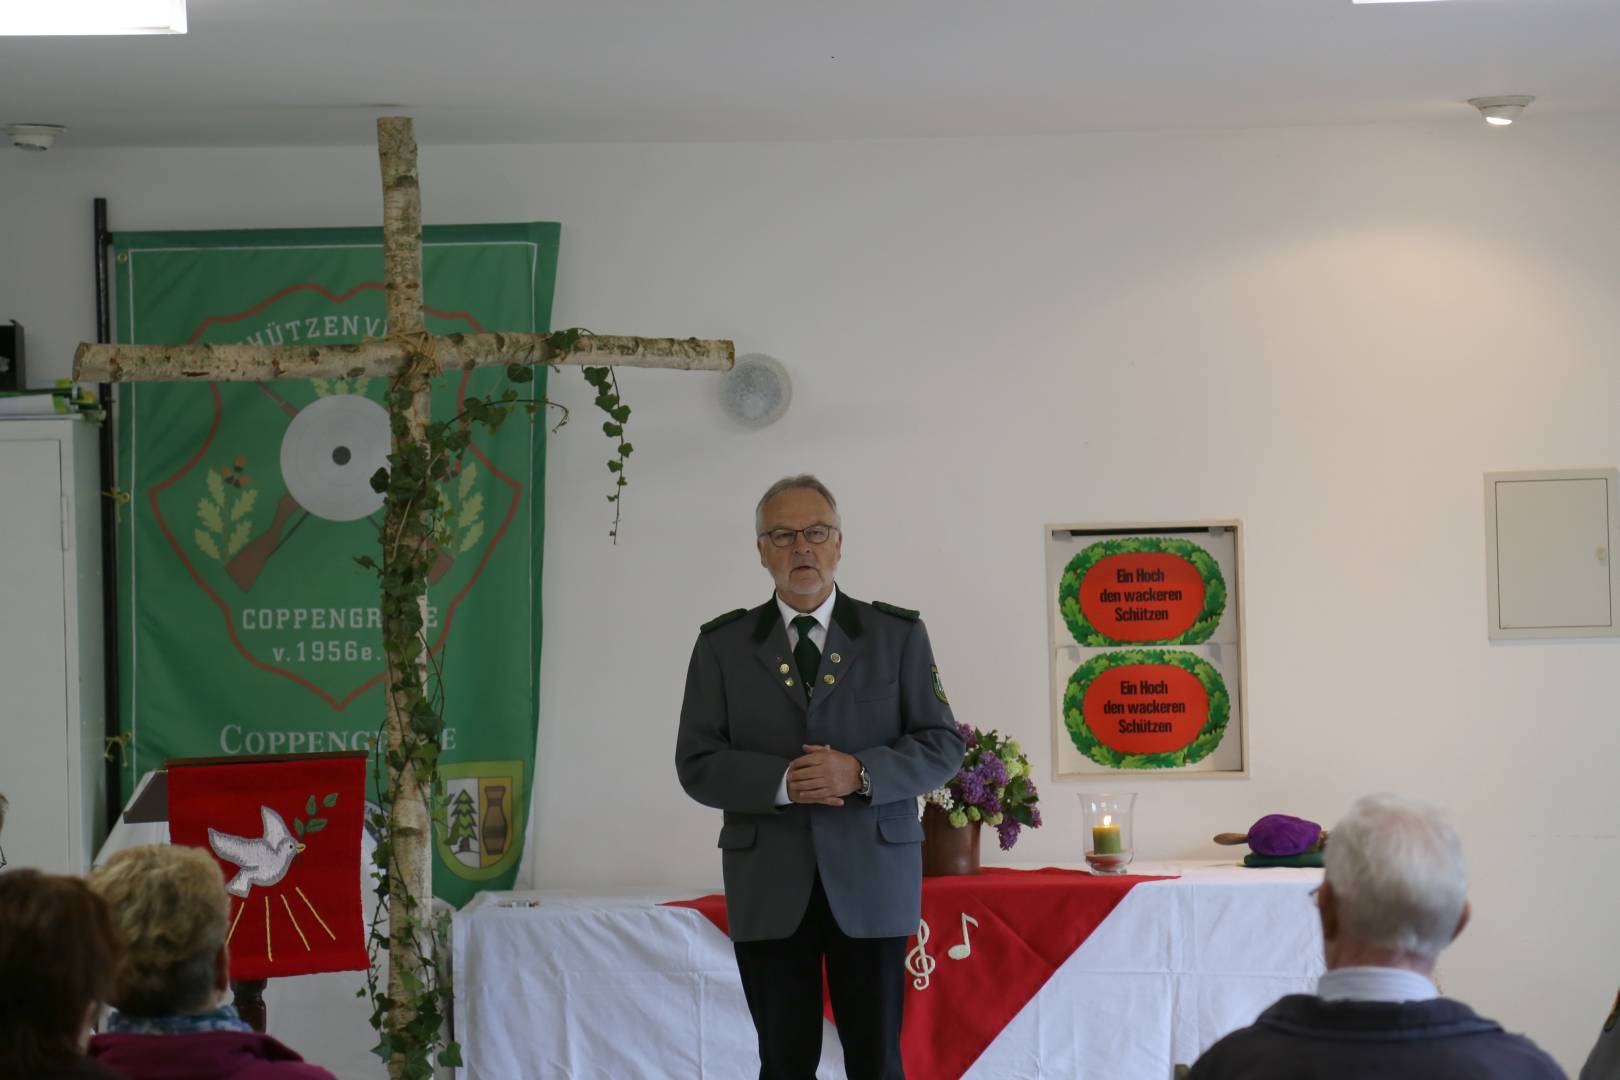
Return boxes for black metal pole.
[93,197,122,833]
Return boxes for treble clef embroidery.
[905,918,936,990]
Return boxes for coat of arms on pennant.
[168,754,369,980]
[434,760,525,882]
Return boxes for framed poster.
[1046,521,1247,778]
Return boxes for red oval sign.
[1081,663,1209,754]
[1077,552,1206,643]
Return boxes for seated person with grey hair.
[85,844,336,1080]
[1190,793,1562,1080]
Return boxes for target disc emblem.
[279,394,390,522]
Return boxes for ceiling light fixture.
[1469,95,1534,127]
[5,124,66,151]
[0,0,185,35]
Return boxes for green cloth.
[1243,851,1325,869]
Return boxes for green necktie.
[792,615,820,699]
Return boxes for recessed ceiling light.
[0,0,186,35]
[1469,96,1535,126]
[5,124,66,151]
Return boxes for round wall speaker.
[719,353,792,428]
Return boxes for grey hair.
[1324,793,1467,963]
[754,474,841,534]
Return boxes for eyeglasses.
[759,524,838,548]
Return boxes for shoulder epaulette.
[700,608,749,633]
[871,600,920,621]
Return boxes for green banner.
[114,223,557,905]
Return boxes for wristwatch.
[856,763,872,799]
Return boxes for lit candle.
[1092,816,1122,855]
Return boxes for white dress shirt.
[1317,966,1439,1003]
[773,587,838,806]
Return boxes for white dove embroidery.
[207,805,306,898]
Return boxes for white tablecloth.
[452,862,1325,1080]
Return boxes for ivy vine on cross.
[74,116,734,1079]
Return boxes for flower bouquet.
[923,723,1043,852]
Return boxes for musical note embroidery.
[947,913,978,960]
[905,919,936,990]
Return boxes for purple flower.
[957,765,1004,815]
[1029,806,1043,829]
[979,753,1008,789]
[956,767,985,807]
[956,722,977,747]
[996,820,1021,851]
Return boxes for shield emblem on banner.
[436,760,525,881]
[142,286,520,712]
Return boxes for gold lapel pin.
[823,674,836,685]
[829,653,842,664]
[785,678,795,687]
[779,663,790,675]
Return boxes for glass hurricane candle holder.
[1078,792,1136,875]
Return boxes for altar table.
[452,862,1324,1079]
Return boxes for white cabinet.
[0,417,106,873]
[1485,468,1620,640]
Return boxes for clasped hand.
[787,743,861,806]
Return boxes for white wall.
[4,116,1617,1071]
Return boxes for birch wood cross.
[74,116,733,1079]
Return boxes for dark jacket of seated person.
[85,844,336,1080]
[1190,994,1563,1080]
[90,1007,335,1080]
[1190,794,1563,1080]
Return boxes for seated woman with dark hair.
[0,869,128,1080]
[86,845,336,1080]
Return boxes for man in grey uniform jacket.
[676,475,964,1080]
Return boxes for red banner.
[168,755,369,980]
[668,867,1168,1079]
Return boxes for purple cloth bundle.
[1246,814,1322,857]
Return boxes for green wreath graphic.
[1058,536,1227,646]
[1063,649,1229,770]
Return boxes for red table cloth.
[667,867,1169,1079]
